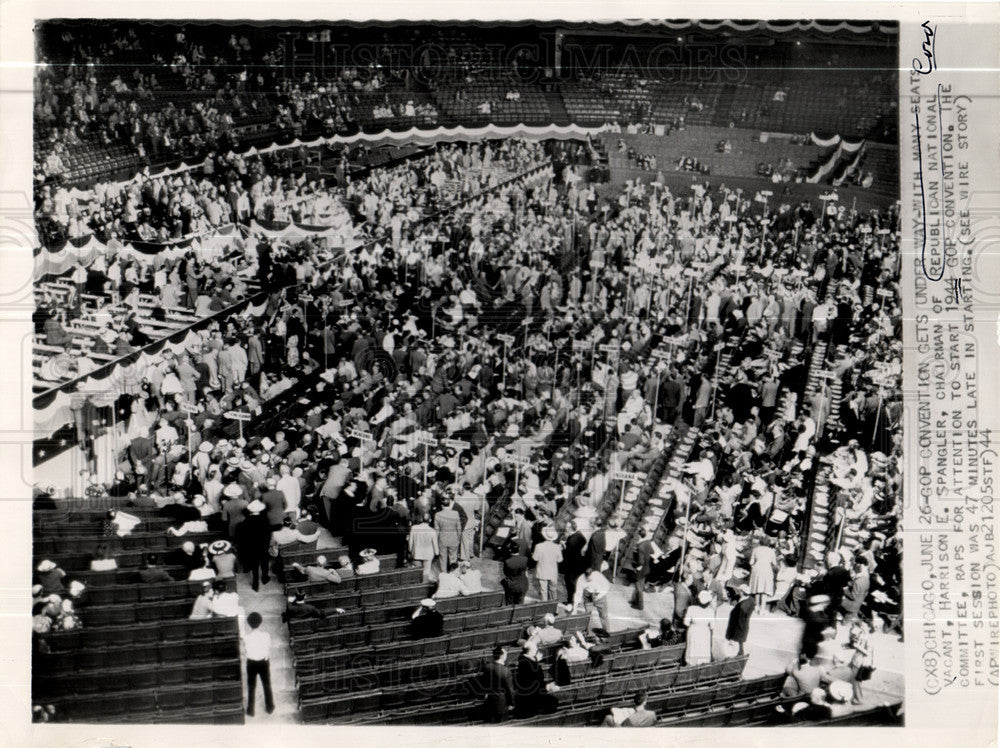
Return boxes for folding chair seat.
[360,590,384,607]
[136,604,161,623]
[158,641,186,663]
[213,682,242,706]
[139,584,165,602]
[471,630,497,649]
[90,627,120,648]
[610,652,637,674]
[124,690,156,714]
[710,681,739,706]
[326,695,353,719]
[487,608,511,626]
[673,665,698,689]
[554,687,578,708]
[720,656,748,680]
[188,659,213,681]
[161,620,188,641]
[300,700,328,722]
[355,574,377,590]
[686,689,715,714]
[632,649,660,670]
[88,587,118,605]
[449,632,474,653]
[368,625,393,645]
[308,615,333,634]
[599,678,626,701]
[365,607,389,625]
[78,649,103,671]
[187,687,214,708]
[208,636,238,659]
[421,638,448,658]
[379,689,407,711]
[133,625,159,645]
[129,669,158,690]
[289,619,315,637]
[157,689,186,711]
[340,628,368,648]
[84,607,114,627]
[382,586,409,604]
[74,673,102,694]
[434,597,459,615]
[338,610,363,629]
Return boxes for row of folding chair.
[664,690,798,727]
[64,564,190,586]
[50,682,243,722]
[34,532,219,571]
[290,600,557,655]
[81,597,192,627]
[35,657,241,697]
[299,614,599,699]
[542,655,752,719]
[35,632,240,675]
[282,555,401,588]
[43,615,238,652]
[294,579,434,615]
[84,576,236,606]
[35,514,174,537]
[288,588,504,637]
[118,703,245,725]
[299,648,486,699]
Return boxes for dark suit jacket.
[585,530,607,573]
[564,532,587,576]
[261,490,287,527]
[478,660,515,703]
[514,656,553,717]
[411,609,444,640]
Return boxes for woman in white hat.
[683,589,716,666]
[356,548,381,576]
[36,560,66,595]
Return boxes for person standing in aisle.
[243,612,274,717]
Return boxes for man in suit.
[513,641,558,718]
[410,598,444,639]
[631,528,659,612]
[563,520,587,606]
[235,500,272,591]
[476,646,515,723]
[282,592,325,623]
[622,690,657,726]
[435,498,463,571]
[585,522,608,574]
[260,477,287,531]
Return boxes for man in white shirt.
[243,612,274,716]
[571,569,612,633]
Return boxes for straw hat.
[697,590,713,605]
[223,484,242,498]
[208,540,233,556]
[541,525,558,542]
[246,500,266,514]
[420,598,436,608]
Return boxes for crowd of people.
[33,124,901,724]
